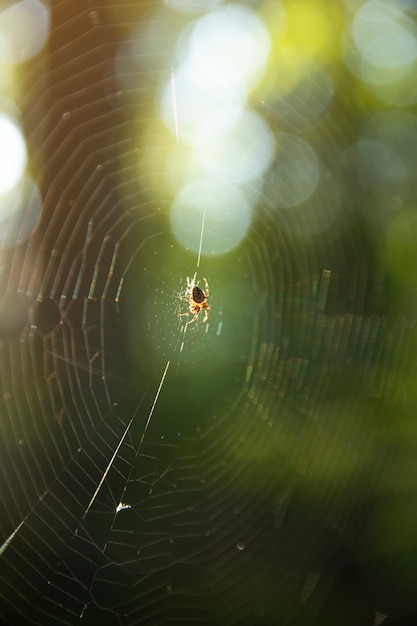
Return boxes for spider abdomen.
[192,286,205,303]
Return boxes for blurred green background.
[1,1,417,624]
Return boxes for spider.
[178,275,210,326]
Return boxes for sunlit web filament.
[83,416,134,518]
[170,67,179,147]
[138,359,170,450]
[196,208,206,269]
[83,359,171,516]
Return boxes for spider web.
[1,1,416,625]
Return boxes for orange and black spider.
[178,275,210,326]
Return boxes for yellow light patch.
[282,0,342,60]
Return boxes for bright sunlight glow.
[0,0,50,64]
[0,115,27,195]
[160,4,273,257]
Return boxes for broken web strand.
[73,360,173,618]
[84,356,171,512]
[113,358,172,502]
[81,358,171,525]
[79,358,172,615]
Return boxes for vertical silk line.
[170,66,205,270]
[196,209,206,269]
[170,67,179,147]
[170,66,184,208]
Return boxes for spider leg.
[200,301,210,323]
[185,312,199,326]
[203,277,209,298]
[178,308,199,326]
